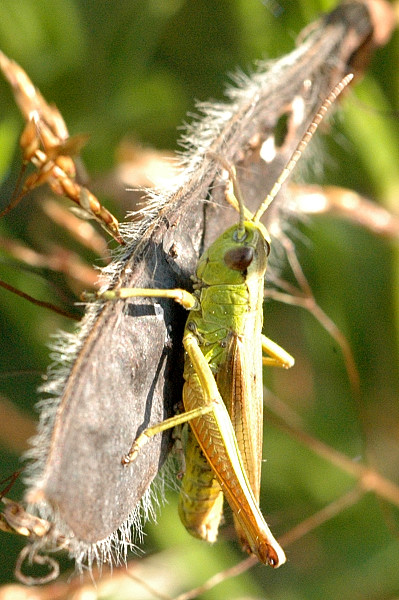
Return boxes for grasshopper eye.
[224,246,254,271]
[264,239,271,256]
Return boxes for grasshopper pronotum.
[86,74,353,567]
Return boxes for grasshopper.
[86,74,353,567]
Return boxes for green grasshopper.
[86,74,353,567]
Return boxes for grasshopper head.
[196,221,271,286]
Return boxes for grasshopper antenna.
[207,152,247,240]
[253,73,354,223]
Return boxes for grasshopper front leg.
[83,287,198,310]
[121,404,213,464]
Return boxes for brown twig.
[266,234,361,399]
[0,236,99,288]
[0,279,78,320]
[172,556,257,600]
[290,184,399,239]
[41,199,111,260]
[278,486,366,547]
[264,391,399,507]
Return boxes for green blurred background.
[0,0,399,598]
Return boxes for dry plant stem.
[15,546,60,586]
[0,279,78,320]
[278,485,365,547]
[0,165,28,218]
[0,236,99,288]
[41,200,111,260]
[0,472,21,499]
[0,369,41,380]
[267,235,361,398]
[264,397,399,507]
[268,233,377,466]
[0,497,67,546]
[127,569,173,600]
[172,556,258,600]
[291,184,399,238]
